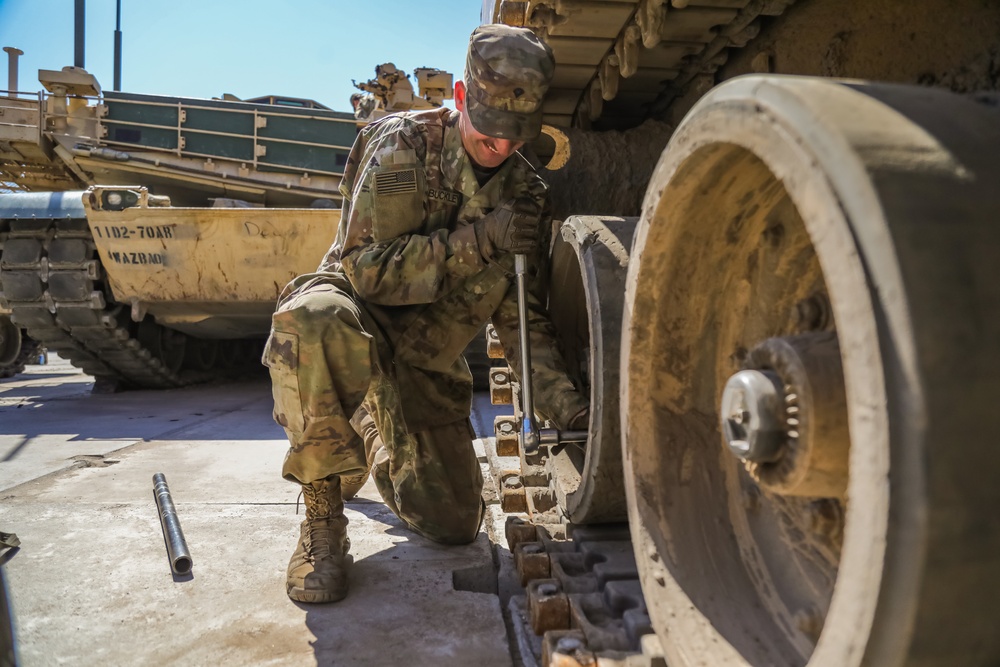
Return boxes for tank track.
[645,0,801,117]
[0,216,258,389]
[527,0,799,127]
[502,516,661,667]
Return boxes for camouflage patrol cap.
[464,24,555,142]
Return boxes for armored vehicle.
[480,2,1000,666]
[0,61,450,387]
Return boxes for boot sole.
[286,584,349,604]
[286,554,353,603]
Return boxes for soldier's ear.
[454,80,467,112]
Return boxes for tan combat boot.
[286,476,352,603]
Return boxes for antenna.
[74,0,85,68]
[113,0,122,90]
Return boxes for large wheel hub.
[721,332,849,498]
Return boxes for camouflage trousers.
[263,275,484,545]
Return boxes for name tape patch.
[375,168,418,196]
[428,188,461,206]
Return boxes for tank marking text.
[107,251,166,265]
[94,225,174,240]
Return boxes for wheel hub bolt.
[720,369,788,463]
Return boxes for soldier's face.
[455,81,524,168]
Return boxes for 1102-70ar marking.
[94,225,175,240]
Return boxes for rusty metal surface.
[528,579,570,634]
[495,415,520,456]
[501,472,530,513]
[490,366,514,405]
[486,322,506,358]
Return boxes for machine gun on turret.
[350,63,453,122]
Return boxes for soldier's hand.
[474,198,541,260]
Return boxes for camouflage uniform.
[264,26,586,548]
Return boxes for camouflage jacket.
[318,107,587,432]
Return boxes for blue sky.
[0,0,484,112]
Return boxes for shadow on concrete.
[298,495,503,665]
[298,498,409,662]
[0,547,19,567]
[0,371,83,384]
[0,437,31,463]
[0,378,280,449]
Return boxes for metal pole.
[113,0,122,90]
[514,253,589,450]
[74,0,85,68]
[2,47,23,93]
[515,253,540,454]
[152,473,193,575]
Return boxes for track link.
[503,517,663,667]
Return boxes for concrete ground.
[0,355,516,666]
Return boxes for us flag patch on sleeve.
[374,168,418,196]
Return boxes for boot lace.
[298,479,341,563]
[301,480,333,520]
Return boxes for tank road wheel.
[621,76,1000,667]
[546,215,637,524]
[183,338,219,372]
[0,317,38,379]
[137,320,187,376]
[0,316,21,368]
[215,339,239,370]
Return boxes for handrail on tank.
[95,92,359,125]
[0,90,44,144]
[30,90,354,178]
[89,115,353,152]
[95,140,347,178]
[36,130,349,179]
[0,88,41,98]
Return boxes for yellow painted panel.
[86,205,338,304]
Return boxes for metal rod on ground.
[514,253,540,454]
[152,473,192,575]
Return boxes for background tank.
[482,2,1000,666]
[0,61,451,387]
